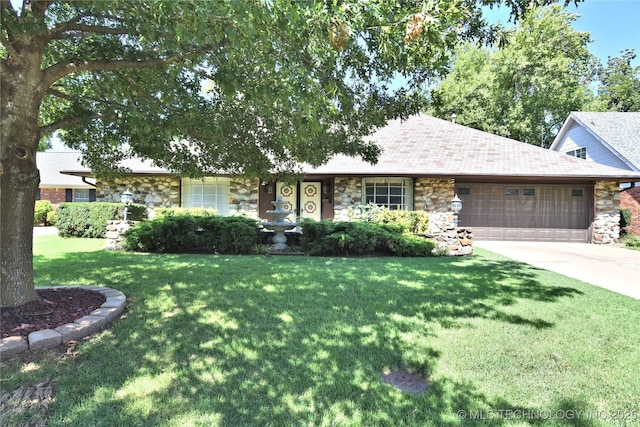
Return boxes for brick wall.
[39,188,67,206]
[621,187,640,235]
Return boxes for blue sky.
[484,0,640,66]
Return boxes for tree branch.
[40,42,226,89]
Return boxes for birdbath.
[263,194,298,251]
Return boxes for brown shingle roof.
[309,114,640,180]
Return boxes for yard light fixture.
[451,193,462,227]
[121,188,134,221]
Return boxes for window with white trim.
[181,177,230,214]
[362,177,413,210]
[566,147,587,159]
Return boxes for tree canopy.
[431,5,597,147]
[1,0,581,307]
[586,49,640,112]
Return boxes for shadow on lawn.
[30,250,586,426]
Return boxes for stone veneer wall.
[97,176,180,209]
[229,178,260,218]
[593,180,621,244]
[414,178,456,212]
[620,187,640,236]
[333,177,362,221]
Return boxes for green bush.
[34,200,53,225]
[123,215,262,254]
[346,203,429,234]
[46,210,56,226]
[56,202,147,238]
[622,234,640,250]
[153,207,217,219]
[300,219,435,257]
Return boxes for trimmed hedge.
[56,202,147,238]
[34,200,53,225]
[300,219,436,257]
[153,207,217,219]
[123,215,262,254]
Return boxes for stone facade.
[333,177,362,221]
[414,178,455,212]
[593,180,621,244]
[229,178,260,218]
[620,187,640,236]
[97,176,180,209]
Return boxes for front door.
[275,181,322,221]
[299,182,322,221]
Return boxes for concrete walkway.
[474,241,640,300]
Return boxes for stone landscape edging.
[0,286,126,359]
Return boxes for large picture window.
[362,177,413,210]
[182,177,230,214]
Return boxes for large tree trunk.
[1,40,46,308]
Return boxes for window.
[182,177,230,214]
[362,178,413,210]
[65,188,96,202]
[566,147,587,159]
[506,187,520,196]
[523,188,536,196]
[457,187,471,195]
[571,189,584,197]
[73,189,91,202]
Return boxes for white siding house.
[550,112,640,175]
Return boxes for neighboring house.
[36,152,96,206]
[55,114,640,243]
[551,112,640,235]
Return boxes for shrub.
[123,215,261,254]
[300,219,435,257]
[153,207,217,219]
[46,210,56,226]
[622,234,640,250]
[56,202,147,238]
[346,203,429,234]
[34,200,53,225]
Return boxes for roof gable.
[551,112,640,171]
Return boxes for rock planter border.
[0,286,126,359]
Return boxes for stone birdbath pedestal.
[263,194,298,251]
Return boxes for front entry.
[276,181,322,221]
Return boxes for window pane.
[506,187,519,196]
[73,189,90,202]
[362,177,412,210]
[523,188,535,196]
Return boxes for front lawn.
[2,235,639,426]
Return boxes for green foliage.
[46,210,56,226]
[153,207,217,219]
[34,200,53,225]
[622,234,640,249]
[123,215,262,254]
[346,203,429,234]
[56,203,146,238]
[620,209,632,229]
[431,5,598,147]
[586,49,640,112]
[300,219,435,257]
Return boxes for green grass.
[2,235,639,426]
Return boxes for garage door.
[455,183,592,242]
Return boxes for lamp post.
[120,189,134,221]
[451,193,462,228]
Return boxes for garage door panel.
[457,183,590,242]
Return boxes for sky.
[484,0,640,67]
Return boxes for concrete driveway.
[474,241,640,300]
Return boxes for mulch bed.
[1,288,106,340]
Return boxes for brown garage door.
[456,183,592,242]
